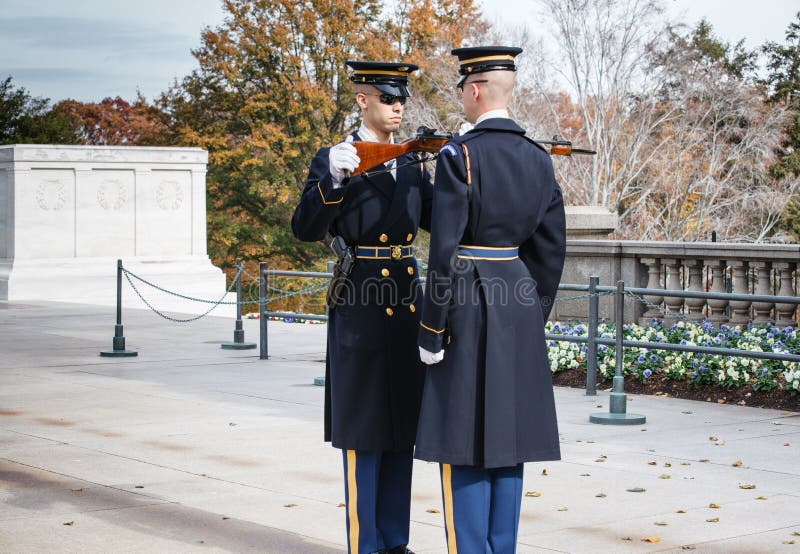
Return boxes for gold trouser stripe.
[442,464,458,554]
[461,54,515,64]
[346,450,359,554]
[462,144,471,186]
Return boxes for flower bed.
[547,320,800,411]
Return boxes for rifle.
[352,126,452,176]
[350,128,595,178]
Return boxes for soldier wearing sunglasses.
[291,61,433,554]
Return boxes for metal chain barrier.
[553,291,614,304]
[122,266,242,323]
[623,289,693,324]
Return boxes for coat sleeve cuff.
[418,321,445,352]
[316,173,347,205]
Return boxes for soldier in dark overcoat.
[291,60,432,554]
[416,46,567,553]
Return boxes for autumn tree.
[763,12,800,240]
[0,77,79,145]
[56,94,171,146]
[160,0,486,279]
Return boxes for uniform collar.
[475,109,509,125]
[470,116,525,135]
[357,123,394,144]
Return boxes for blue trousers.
[439,463,524,554]
[342,449,413,554]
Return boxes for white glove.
[329,135,360,187]
[419,346,445,365]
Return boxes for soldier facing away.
[416,46,567,553]
[291,60,433,554]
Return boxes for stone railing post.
[662,258,684,326]
[705,259,729,325]
[639,258,663,325]
[685,259,706,322]
[728,260,751,326]
[751,261,773,325]
[775,262,798,327]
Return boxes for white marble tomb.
[0,145,232,316]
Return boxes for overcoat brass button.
[381,268,390,277]
[379,233,389,243]
[406,233,413,241]
[407,266,414,275]
[409,305,416,313]
[385,307,394,316]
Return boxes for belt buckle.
[390,246,402,260]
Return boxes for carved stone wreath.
[97,179,128,211]
[35,179,67,211]
[156,180,183,211]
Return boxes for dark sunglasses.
[457,79,489,92]
[362,92,407,105]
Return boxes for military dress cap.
[346,60,419,97]
[451,45,523,87]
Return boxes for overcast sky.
[1,0,798,103]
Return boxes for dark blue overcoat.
[292,131,432,452]
[416,118,566,468]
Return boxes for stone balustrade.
[556,240,799,327]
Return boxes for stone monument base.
[0,255,234,317]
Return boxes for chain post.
[259,262,269,360]
[585,275,599,396]
[590,280,645,425]
[221,258,256,350]
[100,259,138,357]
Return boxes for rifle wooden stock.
[353,137,448,175]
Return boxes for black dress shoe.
[386,546,415,554]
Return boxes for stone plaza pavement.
[1,301,799,553]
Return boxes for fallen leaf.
[556,506,568,511]
[283,503,297,508]
[784,443,791,447]
[739,484,756,490]
[680,461,691,466]
[655,522,668,526]
[222,516,229,520]
[681,546,697,550]
[709,436,718,441]
[337,502,345,508]
[596,405,602,408]
[699,459,710,463]
[63,521,74,526]
[134,485,144,489]
[676,509,686,514]
[682,411,693,414]
[595,493,607,498]
[525,491,542,498]
[641,429,647,432]
[783,541,797,545]
[426,508,440,514]
[228,422,237,426]
[594,458,606,462]
[642,537,661,543]
[621,537,632,541]
[717,399,726,404]
[541,469,548,476]
[792,532,800,536]
[70,488,83,492]
[580,473,591,477]
[709,503,721,509]
[706,517,719,523]
[648,461,657,466]
[627,487,646,493]
[664,462,672,467]
[756,496,768,500]
[659,474,672,479]
[732,460,742,467]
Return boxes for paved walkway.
[0,301,798,553]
